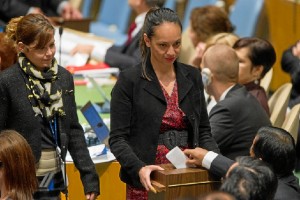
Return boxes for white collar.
[219,85,235,101]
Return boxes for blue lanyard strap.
[49,115,58,146]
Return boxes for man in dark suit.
[0,0,82,26]
[201,44,271,159]
[184,126,300,200]
[70,0,165,70]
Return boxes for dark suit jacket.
[209,84,271,159]
[281,44,300,107]
[104,31,141,71]
[210,155,300,200]
[0,0,62,25]
[109,59,219,188]
[0,63,99,194]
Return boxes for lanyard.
[49,115,58,147]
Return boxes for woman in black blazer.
[109,7,219,200]
[0,14,99,199]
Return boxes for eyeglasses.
[25,42,56,55]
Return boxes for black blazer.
[209,84,271,159]
[104,31,141,71]
[210,155,300,200]
[0,63,99,194]
[109,59,219,188]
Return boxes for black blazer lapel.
[142,60,166,102]
[175,63,193,103]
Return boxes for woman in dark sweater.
[0,13,99,199]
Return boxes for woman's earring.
[254,79,259,85]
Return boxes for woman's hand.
[138,165,164,192]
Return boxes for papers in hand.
[166,146,188,169]
[66,144,115,163]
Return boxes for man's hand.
[292,40,300,59]
[138,165,164,192]
[85,192,98,200]
[70,44,94,55]
[183,147,208,167]
[61,3,82,20]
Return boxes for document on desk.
[66,144,116,164]
[54,27,113,67]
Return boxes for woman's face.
[144,22,181,67]
[23,31,56,71]
[235,47,257,85]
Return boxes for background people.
[70,0,165,70]
[109,7,219,200]
[233,37,276,116]
[0,0,82,26]
[201,44,271,159]
[184,126,300,200]
[0,130,38,200]
[220,156,277,200]
[0,32,17,71]
[186,5,233,67]
[0,14,99,200]
[281,40,300,108]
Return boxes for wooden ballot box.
[149,164,220,200]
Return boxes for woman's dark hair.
[140,7,182,80]
[233,37,276,78]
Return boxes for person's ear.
[144,33,151,47]
[252,65,264,79]
[17,42,26,52]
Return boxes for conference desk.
[61,160,126,200]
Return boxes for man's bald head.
[202,44,239,83]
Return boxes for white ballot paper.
[166,146,188,169]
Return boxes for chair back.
[81,0,93,18]
[96,0,132,34]
[268,83,292,127]
[164,0,177,10]
[282,104,300,142]
[182,0,218,30]
[260,68,273,95]
[229,0,264,37]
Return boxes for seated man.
[70,0,165,70]
[184,126,300,200]
[0,0,82,26]
[221,156,277,200]
[281,40,300,108]
[201,44,271,159]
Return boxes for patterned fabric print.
[18,53,64,120]
[159,81,187,133]
[126,184,147,200]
